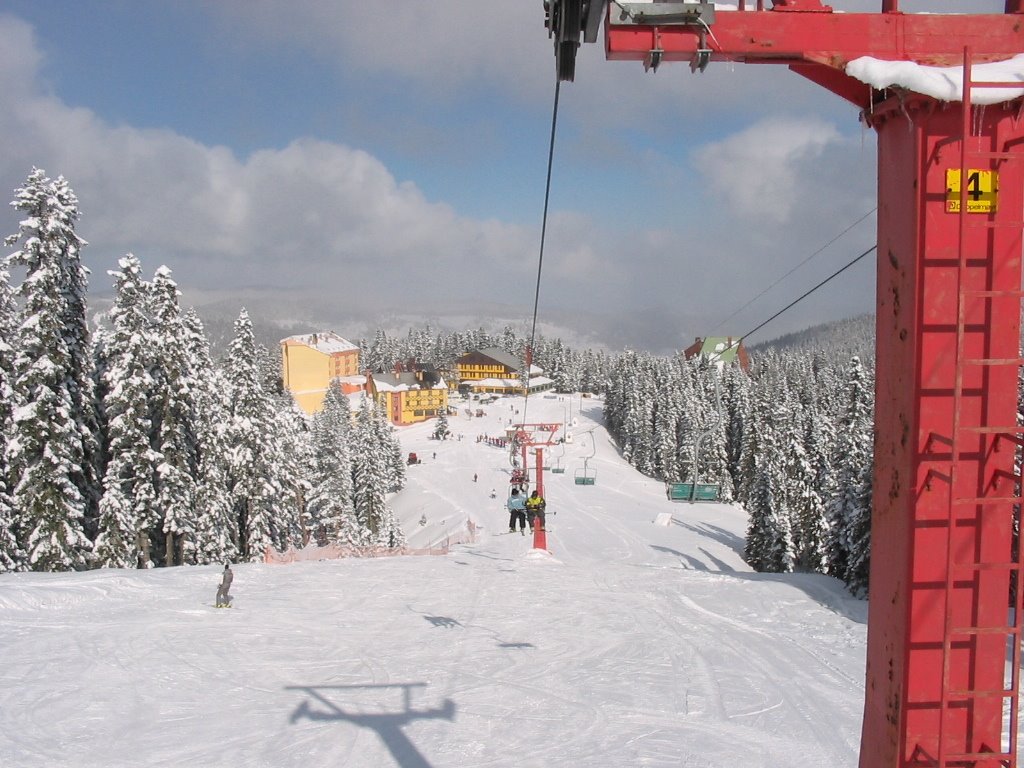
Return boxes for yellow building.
[281,332,362,414]
[455,347,520,385]
[370,370,449,426]
[455,347,554,396]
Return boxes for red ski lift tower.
[509,422,561,549]
[546,2,1024,766]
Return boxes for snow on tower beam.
[603,4,1024,106]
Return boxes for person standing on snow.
[216,563,234,607]
[507,488,527,535]
[525,489,547,532]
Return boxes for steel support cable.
[707,243,877,365]
[521,79,562,428]
[711,207,877,335]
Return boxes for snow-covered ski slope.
[1,393,873,767]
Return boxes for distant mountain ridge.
[752,314,875,363]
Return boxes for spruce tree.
[5,169,98,571]
[0,269,25,571]
[787,413,830,573]
[271,398,310,551]
[223,309,293,561]
[351,398,405,548]
[149,267,197,565]
[744,398,794,572]
[307,380,363,547]
[94,255,159,568]
[433,408,451,441]
[183,310,236,564]
[825,356,875,593]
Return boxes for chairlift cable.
[706,243,877,366]
[521,79,562,428]
[710,207,877,335]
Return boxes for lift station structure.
[509,421,561,550]
[545,2,1024,766]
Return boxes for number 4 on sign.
[946,168,998,214]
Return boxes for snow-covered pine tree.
[365,330,399,373]
[722,366,749,488]
[94,255,160,568]
[433,407,451,441]
[406,325,433,364]
[499,326,519,355]
[786,402,831,573]
[5,169,99,571]
[652,361,684,482]
[149,266,198,566]
[182,309,237,564]
[691,359,733,501]
[0,268,25,572]
[825,356,875,594]
[372,398,406,495]
[351,398,405,548]
[307,379,363,547]
[271,398,310,552]
[733,382,761,508]
[223,309,293,561]
[744,395,794,573]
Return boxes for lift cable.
[710,206,877,335]
[521,79,562,428]
[707,243,878,365]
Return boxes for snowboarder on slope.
[507,488,527,535]
[216,563,234,607]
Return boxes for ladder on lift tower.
[935,49,1024,768]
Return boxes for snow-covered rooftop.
[373,375,448,393]
[470,376,554,390]
[847,55,1024,105]
[282,331,358,355]
[471,377,523,389]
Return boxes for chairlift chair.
[573,430,597,486]
[667,481,720,503]
[551,438,567,474]
[574,461,596,486]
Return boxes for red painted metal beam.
[605,10,1024,106]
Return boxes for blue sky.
[0,1,1006,352]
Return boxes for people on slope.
[216,563,234,608]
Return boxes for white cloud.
[694,117,844,223]
[205,0,552,101]
[0,17,540,315]
[0,10,879,351]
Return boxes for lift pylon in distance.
[544,2,1024,766]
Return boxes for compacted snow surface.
[0,394,872,767]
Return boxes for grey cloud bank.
[0,7,881,353]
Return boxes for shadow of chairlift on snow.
[287,683,455,768]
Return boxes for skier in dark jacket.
[216,563,233,607]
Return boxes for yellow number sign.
[946,169,998,213]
